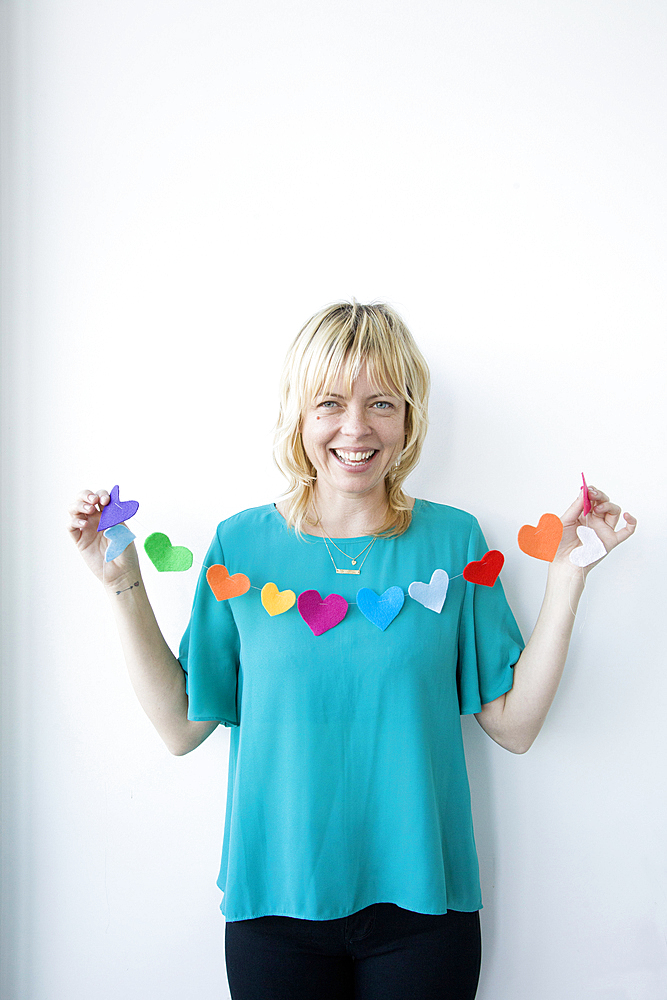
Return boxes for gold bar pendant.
[335,568,360,575]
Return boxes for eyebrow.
[319,392,400,401]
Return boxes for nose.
[340,404,372,439]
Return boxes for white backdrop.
[2,1,666,998]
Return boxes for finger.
[587,486,609,505]
[69,487,108,530]
[69,498,99,518]
[561,492,586,524]
[613,513,637,544]
[597,512,637,550]
[591,501,622,529]
[71,488,98,512]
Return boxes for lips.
[331,449,378,468]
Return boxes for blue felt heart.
[408,569,449,613]
[97,485,140,531]
[356,586,405,631]
[104,523,136,562]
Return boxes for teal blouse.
[179,499,524,922]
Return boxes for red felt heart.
[206,564,251,601]
[463,550,504,587]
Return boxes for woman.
[68,301,636,1000]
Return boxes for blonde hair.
[273,300,431,537]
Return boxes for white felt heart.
[569,526,606,567]
[408,569,449,613]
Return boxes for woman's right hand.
[68,488,141,588]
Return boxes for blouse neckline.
[272,498,423,543]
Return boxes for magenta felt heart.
[297,590,348,636]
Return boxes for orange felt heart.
[206,564,251,601]
[517,513,563,562]
[463,549,505,587]
[261,582,296,616]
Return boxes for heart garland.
[98,478,605,633]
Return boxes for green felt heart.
[144,532,193,572]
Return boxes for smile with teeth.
[332,449,378,466]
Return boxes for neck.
[307,485,412,538]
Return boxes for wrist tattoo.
[116,581,140,595]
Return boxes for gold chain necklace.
[312,506,378,575]
[321,534,377,575]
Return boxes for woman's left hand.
[555,485,637,574]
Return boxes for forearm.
[106,572,218,755]
[477,564,584,753]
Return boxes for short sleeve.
[457,517,524,715]
[178,529,241,726]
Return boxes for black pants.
[225,903,481,1000]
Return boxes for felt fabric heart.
[297,590,348,636]
[207,564,251,600]
[144,532,193,572]
[356,586,405,631]
[104,524,136,562]
[517,514,563,562]
[97,485,139,531]
[569,526,606,568]
[581,473,592,516]
[463,550,504,587]
[261,582,296,616]
[408,569,449,613]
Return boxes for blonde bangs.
[273,300,430,538]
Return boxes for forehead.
[314,358,402,399]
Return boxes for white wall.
[2,1,666,998]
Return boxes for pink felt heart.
[297,590,348,636]
[463,550,504,587]
[581,473,592,516]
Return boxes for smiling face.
[300,362,407,507]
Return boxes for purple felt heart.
[97,485,140,532]
[297,590,348,636]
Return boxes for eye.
[372,401,394,410]
[318,399,339,409]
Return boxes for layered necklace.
[312,505,378,575]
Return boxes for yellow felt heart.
[261,582,296,617]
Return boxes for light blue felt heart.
[104,523,136,562]
[356,586,405,631]
[408,569,449,613]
